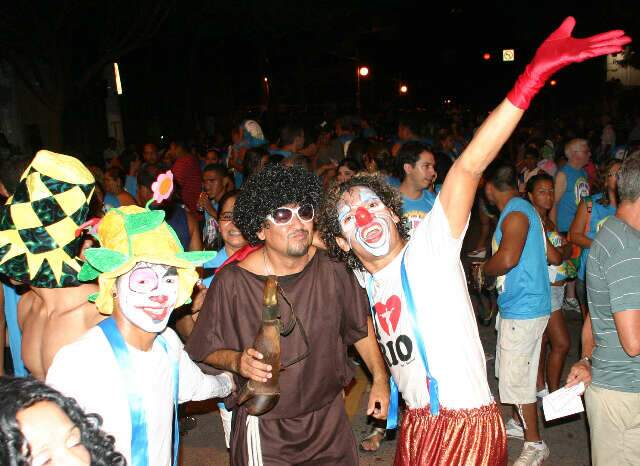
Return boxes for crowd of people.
[0,16,636,466]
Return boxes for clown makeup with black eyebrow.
[115,262,179,333]
[45,194,234,466]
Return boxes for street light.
[399,84,408,94]
[263,76,270,106]
[356,65,370,111]
[113,63,123,95]
[550,79,557,86]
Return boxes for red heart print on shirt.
[374,295,401,336]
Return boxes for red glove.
[507,16,631,109]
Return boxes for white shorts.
[495,315,549,405]
[551,284,566,312]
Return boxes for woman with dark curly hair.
[0,376,125,466]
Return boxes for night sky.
[115,1,638,136]
[2,0,638,149]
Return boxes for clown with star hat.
[46,166,234,466]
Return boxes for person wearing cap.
[46,173,233,466]
[0,150,104,380]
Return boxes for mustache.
[287,229,309,238]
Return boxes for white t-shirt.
[47,326,232,466]
[357,197,493,410]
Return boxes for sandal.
[360,426,386,452]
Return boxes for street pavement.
[179,305,590,465]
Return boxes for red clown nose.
[149,295,169,304]
[355,207,373,227]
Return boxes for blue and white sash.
[98,318,180,466]
[365,249,440,429]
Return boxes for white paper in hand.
[542,382,585,422]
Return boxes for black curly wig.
[233,163,322,245]
[318,173,410,271]
[0,376,126,466]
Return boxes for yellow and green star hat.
[0,150,95,287]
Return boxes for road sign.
[502,49,515,62]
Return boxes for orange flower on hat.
[151,170,173,204]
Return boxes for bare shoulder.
[554,170,567,186]
[58,284,105,326]
[236,249,263,274]
[503,210,529,226]
[17,290,39,328]
[17,289,36,311]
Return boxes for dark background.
[1,0,638,156]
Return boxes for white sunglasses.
[266,204,315,225]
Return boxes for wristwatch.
[581,356,592,365]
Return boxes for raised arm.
[439,17,630,238]
[440,101,523,238]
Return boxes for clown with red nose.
[338,187,398,257]
[320,17,631,466]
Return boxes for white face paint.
[115,262,179,333]
[337,187,394,257]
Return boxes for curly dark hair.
[233,164,322,245]
[318,173,410,271]
[0,376,126,466]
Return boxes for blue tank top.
[492,197,551,319]
[4,283,27,376]
[234,171,244,188]
[577,193,616,280]
[402,190,437,237]
[103,192,121,212]
[556,165,589,232]
[202,247,229,288]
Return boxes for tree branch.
[3,54,55,109]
